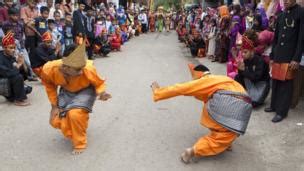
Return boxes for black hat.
[79,0,87,5]
[194,64,210,72]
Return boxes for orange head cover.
[241,36,255,51]
[41,31,53,42]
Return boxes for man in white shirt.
[138,10,148,33]
[48,2,64,19]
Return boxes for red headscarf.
[41,31,53,42]
[241,36,255,50]
[2,32,15,47]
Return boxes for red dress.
[110,34,122,50]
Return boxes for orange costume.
[153,72,249,157]
[41,59,106,150]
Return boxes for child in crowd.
[64,13,73,47]
[48,19,62,50]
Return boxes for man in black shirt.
[0,32,30,106]
[235,35,270,108]
[30,31,60,78]
[265,0,304,122]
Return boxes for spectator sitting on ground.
[30,31,60,78]
[234,32,270,108]
[0,32,31,106]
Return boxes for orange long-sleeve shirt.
[153,75,246,129]
[41,60,106,106]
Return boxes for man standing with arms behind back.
[265,0,304,122]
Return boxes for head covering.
[62,43,87,69]
[232,15,241,23]
[241,36,255,50]
[8,8,19,15]
[41,31,52,42]
[2,32,15,47]
[102,28,107,34]
[258,30,274,45]
[218,5,229,18]
[188,63,210,78]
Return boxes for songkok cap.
[62,43,87,69]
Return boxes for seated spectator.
[110,27,122,51]
[177,24,187,42]
[188,30,205,57]
[0,32,31,106]
[94,29,111,56]
[30,32,60,78]
[234,35,270,108]
[2,7,38,81]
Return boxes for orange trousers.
[193,107,238,157]
[51,109,89,149]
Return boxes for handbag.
[0,78,10,97]
[271,63,295,81]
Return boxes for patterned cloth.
[207,90,252,135]
[58,86,97,118]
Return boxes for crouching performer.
[41,43,111,155]
[151,64,252,164]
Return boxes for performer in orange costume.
[151,64,252,164]
[41,43,111,155]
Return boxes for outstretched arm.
[152,76,232,102]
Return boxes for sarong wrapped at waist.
[207,90,253,135]
[58,86,96,118]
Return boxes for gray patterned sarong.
[58,86,97,118]
[207,90,253,135]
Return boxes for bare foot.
[180,148,194,164]
[72,148,85,155]
[227,145,233,151]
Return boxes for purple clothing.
[256,7,268,29]
[2,20,25,48]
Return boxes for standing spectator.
[49,1,64,20]
[48,19,62,48]
[85,6,95,59]
[72,1,87,39]
[138,10,148,33]
[64,13,73,47]
[53,11,64,54]
[0,0,14,25]
[35,6,50,39]
[2,8,37,81]
[63,0,73,16]
[20,0,39,53]
[265,0,304,122]
[36,0,47,15]
[215,17,230,63]
[207,19,217,62]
